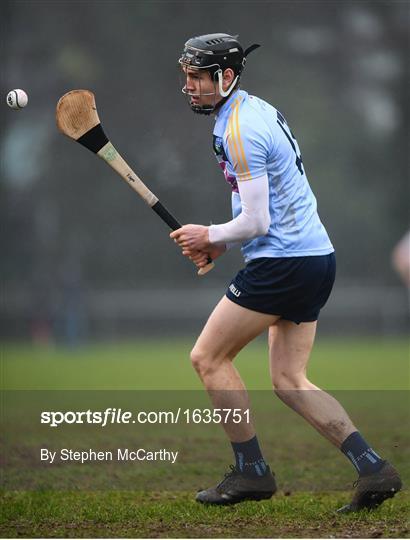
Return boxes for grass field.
[2,336,409,390]
[1,337,409,538]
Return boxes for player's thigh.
[194,295,279,361]
[268,319,317,378]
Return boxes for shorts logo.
[229,283,241,297]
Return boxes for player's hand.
[181,244,227,269]
[205,243,227,261]
[184,250,211,269]
[170,224,210,251]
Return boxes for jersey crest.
[213,134,238,192]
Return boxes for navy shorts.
[226,253,336,324]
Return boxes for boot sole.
[196,490,275,506]
[337,477,402,513]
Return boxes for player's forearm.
[209,213,268,243]
[208,173,270,244]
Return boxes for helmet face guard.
[178,33,260,115]
[179,63,239,115]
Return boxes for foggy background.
[1,0,409,343]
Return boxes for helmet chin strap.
[180,69,239,115]
[216,69,239,98]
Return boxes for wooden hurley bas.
[56,89,214,276]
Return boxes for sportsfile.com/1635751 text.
[40,408,251,427]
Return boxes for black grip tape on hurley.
[152,201,182,230]
[77,124,109,153]
[152,201,213,266]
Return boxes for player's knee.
[190,347,203,372]
[190,347,213,378]
[190,347,228,380]
[271,369,307,391]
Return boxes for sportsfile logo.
[229,283,241,297]
[40,407,251,427]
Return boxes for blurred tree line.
[1,0,409,307]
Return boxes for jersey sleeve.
[224,109,272,182]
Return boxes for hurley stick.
[56,89,214,276]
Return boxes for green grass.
[1,337,409,390]
[1,491,409,538]
[1,338,409,538]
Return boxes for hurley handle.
[152,201,214,275]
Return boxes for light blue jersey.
[213,89,334,262]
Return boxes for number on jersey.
[277,111,304,175]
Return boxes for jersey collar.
[215,89,244,119]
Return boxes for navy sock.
[341,431,385,476]
[231,435,268,477]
